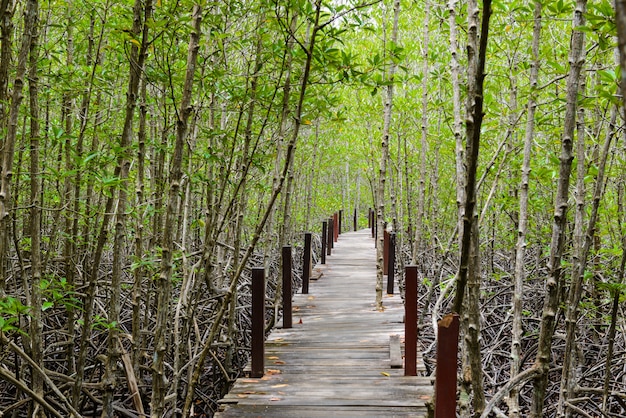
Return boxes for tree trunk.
[26,1,43,414]
[376,0,400,310]
[559,105,616,417]
[102,0,151,416]
[0,0,34,296]
[448,0,465,244]
[530,1,587,415]
[508,3,541,416]
[412,0,430,266]
[454,0,492,415]
[153,4,201,416]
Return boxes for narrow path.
[215,229,433,417]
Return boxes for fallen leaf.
[298,318,303,324]
[269,397,282,402]
[242,391,257,394]
[381,372,390,377]
[273,360,286,365]
[307,296,315,300]
[292,306,300,312]
[272,384,288,388]
[266,369,282,375]
[268,356,279,360]
[237,394,248,398]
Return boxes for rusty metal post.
[387,233,395,295]
[321,221,327,264]
[405,266,418,376]
[302,233,311,294]
[251,267,265,378]
[333,212,338,242]
[282,247,292,329]
[328,217,334,250]
[370,208,375,238]
[353,208,357,231]
[338,209,343,235]
[383,229,389,276]
[435,314,460,417]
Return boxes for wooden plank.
[215,230,433,417]
[390,334,403,368]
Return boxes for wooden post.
[370,208,375,238]
[328,217,334,250]
[405,266,418,376]
[251,267,265,378]
[435,314,460,418]
[282,247,292,329]
[383,229,389,276]
[338,209,343,235]
[387,233,395,294]
[321,221,327,264]
[353,208,357,231]
[302,233,312,294]
[333,212,338,242]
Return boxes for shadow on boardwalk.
[215,229,433,417]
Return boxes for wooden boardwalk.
[215,229,433,417]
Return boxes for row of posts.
[251,209,348,378]
[250,209,461,417]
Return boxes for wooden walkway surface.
[215,229,433,417]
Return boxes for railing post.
[302,233,312,294]
[387,232,395,295]
[251,267,265,378]
[383,229,389,276]
[321,221,327,264]
[405,266,418,376]
[370,208,375,238]
[338,209,343,235]
[328,217,334,250]
[333,212,339,242]
[353,208,357,231]
[435,314,460,418]
[282,247,292,329]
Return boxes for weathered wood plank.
[215,229,433,417]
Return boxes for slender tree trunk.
[508,3,541,416]
[0,0,34,296]
[530,2,587,415]
[448,0,465,244]
[559,105,616,417]
[454,0,492,416]
[412,0,430,266]
[376,0,400,310]
[152,5,201,416]
[101,0,151,415]
[26,1,43,415]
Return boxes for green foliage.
[0,297,30,333]
[40,277,81,312]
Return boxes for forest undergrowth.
[409,243,626,418]
[0,233,322,417]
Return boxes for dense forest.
[1,0,626,417]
